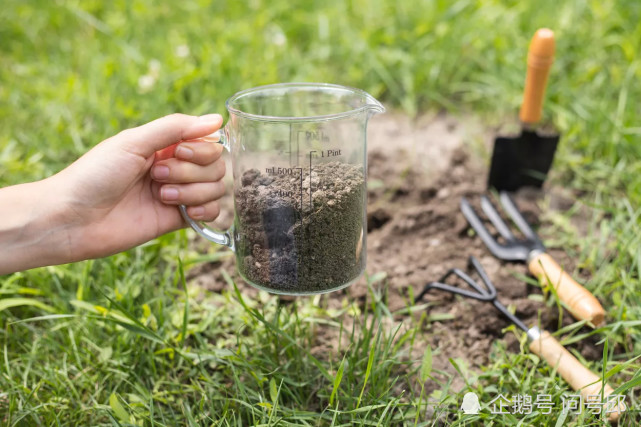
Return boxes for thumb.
[116,113,223,158]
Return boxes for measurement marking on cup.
[321,149,342,157]
[289,125,294,166]
[298,130,330,143]
[306,151,316,278]
[296,167,303,215]
[276,189,294,197]
[309,151,316,213]
[296,166,304,259]
[265,166,297,175]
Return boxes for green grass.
[1,0,641,425]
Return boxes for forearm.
[0,178,77,274]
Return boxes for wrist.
[0,177,80,274]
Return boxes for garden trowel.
[488,28,560,191]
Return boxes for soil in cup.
[235,161,365,293]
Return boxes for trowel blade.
[487,129,560,192]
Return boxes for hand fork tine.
[416,262,497,302]
[460,197,517,260]
[440,267,495,299]
[499,192,541,243]
[480,195,516,241]
[468,256,495,292]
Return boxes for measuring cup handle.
[179,126,235,251]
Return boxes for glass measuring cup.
[180,83,384,295]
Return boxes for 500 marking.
[265,167,299,175]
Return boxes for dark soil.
[188,112,607,394]
[234,161,365,294]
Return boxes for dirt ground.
[188,112,605,395]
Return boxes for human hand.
[52,113,226,261]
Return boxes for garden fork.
[460,192,605,326]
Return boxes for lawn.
[1,0,640,425]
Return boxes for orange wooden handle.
[529,253,605,326]
[519,28,555,124]
[529,331,625,422]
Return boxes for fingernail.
[175,146,194,159]
[203,130,221,141]
[153,165,170,179]
[161,187,179,201]
[198,114,222,124]
[190,206,205,218]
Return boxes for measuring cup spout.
[365,95,385,115]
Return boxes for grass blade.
[420,345,432,382]
[109,393,130,423]
[178,257,188,347]
[0,298,56,313]
[329,355,347,406]
[357,332,378,409]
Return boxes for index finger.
[174,141,224,165]
[117,113,223,158]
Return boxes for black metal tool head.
[416,256,529,332]
[460,192,545,262]
[416,256,497,302]
[488,129,560,192]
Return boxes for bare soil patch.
[188,111,604,394]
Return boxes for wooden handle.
[529,331,625,422]
[519,28,555,124]
[529,252,605,326]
